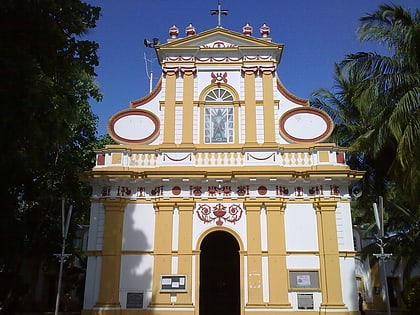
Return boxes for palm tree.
[311,4,420,299]
[341,4,420,196]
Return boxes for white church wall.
[336,202,355,251]
[239,105,246,144]
[255,106,264,144]
[340,257,358,311]
[120,254,154,291]
[286,255,320,269]
[122,203,155,251]
[255,75,263,100]
[119,254,154,309]
[83,256,101,309]
[87,202,104,251]
[284,203,318,251]
[195,67,241,98]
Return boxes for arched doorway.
[199,231,240,315]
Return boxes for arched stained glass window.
[204,88,234,144]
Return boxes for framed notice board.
[160,275,187,292]
[289,270,320,290]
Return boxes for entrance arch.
[199,231,240,315]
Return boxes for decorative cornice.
[241,65,276,73]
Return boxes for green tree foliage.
[0,0,101,312]
[311,4,420,298]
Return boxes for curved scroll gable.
[130,78,162,108]
[276,78,309,106]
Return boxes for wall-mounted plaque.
[297,293,314,309]
[126,292,144,309]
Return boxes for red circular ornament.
[172,186,181,195]
[258,186,267,195]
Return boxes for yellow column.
[163,70,177,144]
[175,201,194,306]
[314,197,346,309]
[262,70,275,144]
[182,70,194,144]
[245,201,264,306]
[95,198,127,309]
[150,201,174,306]
[244,70,257,144]
[264,201,291,307]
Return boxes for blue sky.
[85,0,418,136]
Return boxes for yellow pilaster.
[163,71,177,144]
[150,201,174,306]
[182,71,194,144]
[264,201,291,307]
[244,70,256,144]
[95,198,127,308]
[245,201,264,306]
[175,201,194,306]
[314,197,346,309]
[262,70,275,143]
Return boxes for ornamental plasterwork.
[96,183,343,200]
[164,55,274,63]
[200,40,237,48]
[196,203,243,226]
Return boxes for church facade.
[82,22,364,315]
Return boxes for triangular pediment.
[156,27,283,63]
[159,27,281,49]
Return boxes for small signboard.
[160,275,187,292]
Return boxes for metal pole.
[381,254,392,315]
[373,196,392,315]
[54,201,73,315]
[54,237,66,315]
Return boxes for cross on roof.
[210,0,229,28]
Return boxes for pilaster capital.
[313,197,341,212]
[102,198,128,212]
[241,65,258,74]
[244,200,263,211]
[153,200,175,212]
[175,201,195,212]
[263,200,286,212]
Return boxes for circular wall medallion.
[258,186,267,195]
[279,107,333,143]
[172,186,181,196]
[108,109,160,144]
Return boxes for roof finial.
[210,0,229,28]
